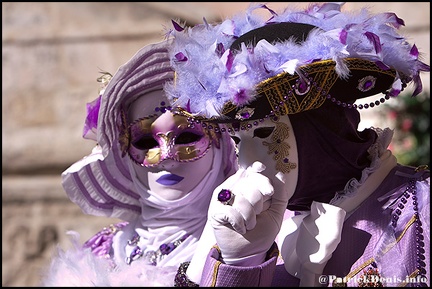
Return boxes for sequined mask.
[126,112,213,167]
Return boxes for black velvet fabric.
[286,101,377,211]
[230,22,316,51]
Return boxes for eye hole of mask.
[253,127,275,139]
[231,136,241,144]
[132,135,158,150]
[175,131,203,145]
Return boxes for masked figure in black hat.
[164,2,430,287]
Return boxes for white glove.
[209,161,289,266]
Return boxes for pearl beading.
[391,178,428,287]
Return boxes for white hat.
[62,41,175,221]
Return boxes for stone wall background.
[2,2,429,287]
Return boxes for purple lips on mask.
[156,174,184,186]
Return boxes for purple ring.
[218,189,234,205]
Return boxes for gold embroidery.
[262,118,297,174]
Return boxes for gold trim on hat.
[221,58,397,118]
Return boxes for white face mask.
[127,90,215,201]
[229,115,299,201]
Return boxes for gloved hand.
[209,161,289,266]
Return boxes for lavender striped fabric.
[62,41,175,221]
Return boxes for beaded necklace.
[390,177,428,286]
[125,233,190,266]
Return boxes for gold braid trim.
[210,245,223,287]
[345,257,376,280]
[397,269,420,287]
[257,60,336,115]
[211,261,223,287]
[221,58,397,118]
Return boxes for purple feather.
[365,32,382,54]
[384,12,405,28]
[375,61,390,71]
[163,2,430,117]
[82,95,101,140]
[418,62,431,72]
[412,74,423,97]
[203,17,210,30]
[186,99,191,113]
[226,50,234,72]
[234,88,249,105]
[216,43,225,58]
[259,4,278,17]
[171,20,184,32]
[410,44,419,58]
[339,29,348,45]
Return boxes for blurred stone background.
[2,2,430,287]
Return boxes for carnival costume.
[41,40,237,286]
[163,2,430,287]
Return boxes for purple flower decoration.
[82,95,101,141]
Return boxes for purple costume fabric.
[200,243,279,287]
[200,164,430,287]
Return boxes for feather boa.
[40,231,177,287]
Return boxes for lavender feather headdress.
[164,2,429,123]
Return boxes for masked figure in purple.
[163,2,430,287]
[41,40,237,286]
